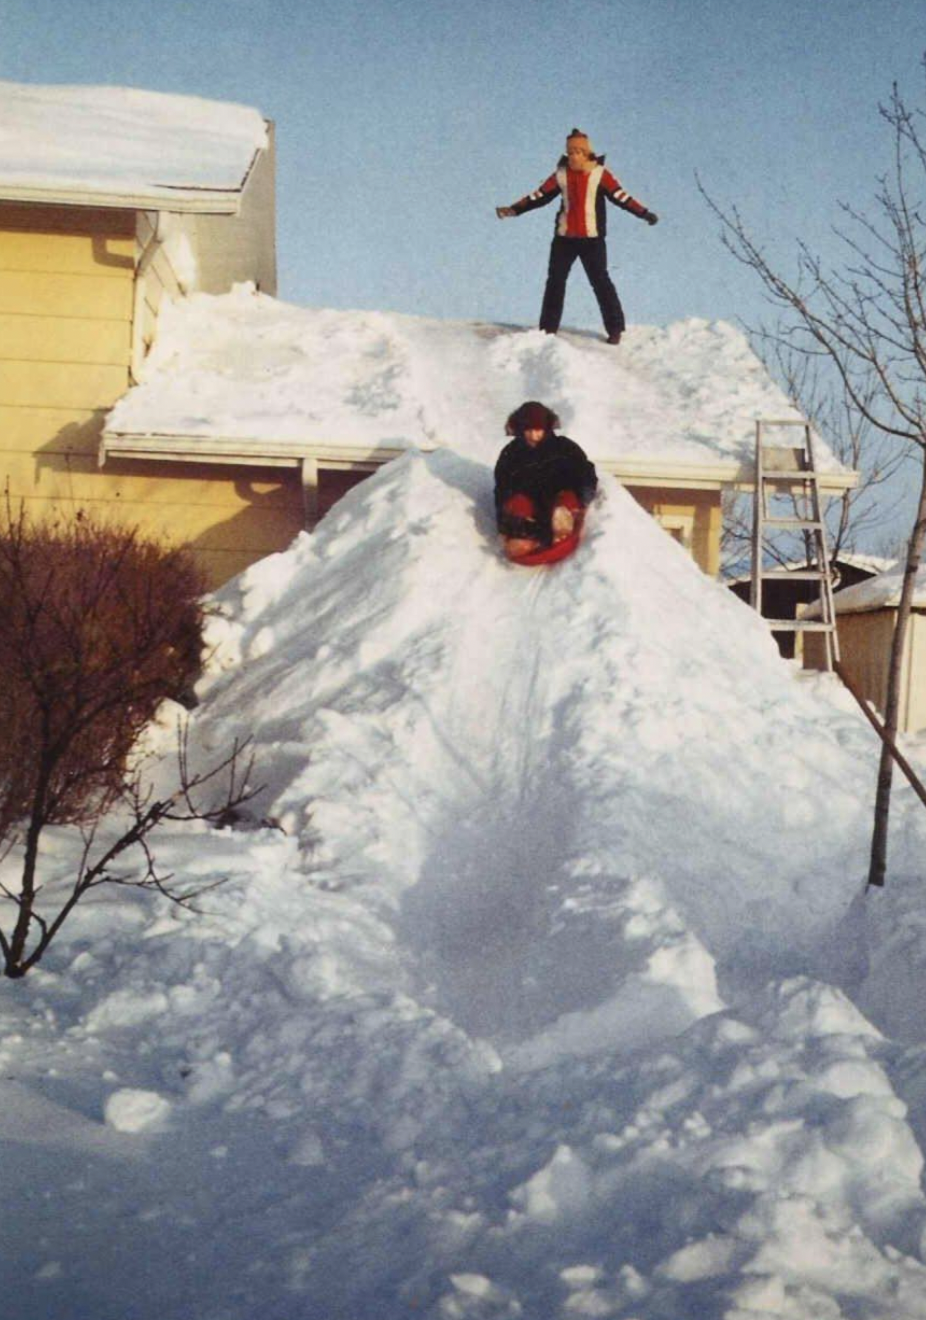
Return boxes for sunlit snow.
[0,81,267,200]
[106,286,839,473]
[3,340,926,1320]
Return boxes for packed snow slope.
[5,452,926,1320]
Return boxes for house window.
[655,513,693,550]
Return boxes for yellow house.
[0,81,297,585]
[3,82,854,590]
[100,301,855,586]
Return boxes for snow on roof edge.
[101,293,857,478]
[0,80,268,209]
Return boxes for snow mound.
[6,445,926,1318]
[192,449,873,1022]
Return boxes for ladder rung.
[761,470,818,482]
[760,569,827,580]
[763,517,824,529]
[765,619,836,631]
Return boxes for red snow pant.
[501,489,581,543]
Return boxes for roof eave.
[101,431,412,469]
[104,433,829,491]
[0,181,244,214]
[0,139,266,216]
[600,457,740,490]
[729,465,859,495]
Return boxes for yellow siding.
[0,405,106,455]
[0,228,134,273]
[0,203,135,243]
[627,486,722,576]
[0,313,130,364]
[2,449,298,509]
[0,270,134,320]
[0,360,132,409]
[133,211,186,372]
[0,202,299,590]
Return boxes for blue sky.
[4,0,925,545]
[3,0,922,336]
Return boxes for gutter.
[0,182,243,214]
[130,213,167,385]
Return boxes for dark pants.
[539,236,625,336]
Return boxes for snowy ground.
[4,453,926,1319]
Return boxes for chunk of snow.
[103,1088,172,1133]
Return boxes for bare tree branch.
[702,59,926,888]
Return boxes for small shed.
[728,554,888,659]
[0,81,285,582]
[803,562,926,733]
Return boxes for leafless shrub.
[0,502,257,977]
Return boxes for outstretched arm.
[601,169,658,225]
[496,173,559,219]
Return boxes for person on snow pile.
[496,128,658,345]
[495,401,598,561]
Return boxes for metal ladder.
[750,419,840,671]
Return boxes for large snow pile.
[4,451,926,1318]
[0,81,266,200]
[106,287,836,472]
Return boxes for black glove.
[641,210,659,226]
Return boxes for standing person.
[496,128,658,344]
[495,401,597,561]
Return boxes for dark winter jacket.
[494,433,598,537]
[512,155,650,238]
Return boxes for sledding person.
[495,401,598,561]
[496,128,658,345]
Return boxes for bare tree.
[702,65,926,888]
[0,502,258,977]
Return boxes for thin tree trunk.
[868,447,926,887]
[5,756,52,975]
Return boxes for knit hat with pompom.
[506,401,559,436]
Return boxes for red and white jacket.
[513,157,649,238]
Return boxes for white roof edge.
[0,180,246,215]
[602,456,739,489]
[0,129,268,214]
[101,431,413,468]
[103,431,848,490]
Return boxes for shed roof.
[818,561,926,615]
[102,288,856,489]
[0,81,268,213]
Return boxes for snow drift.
[4,443,926,1318]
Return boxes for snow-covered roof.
[726,552,893,588]
[824,559,926,614]
[0,81,268,212]
[833,550,896,578]
[103,288,855,484]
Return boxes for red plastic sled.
[506,509,585,566]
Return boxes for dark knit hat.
[567,127,594,154]
[506,401,559,436]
